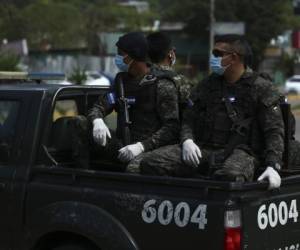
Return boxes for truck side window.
[45,98,80,165]
[0,101,19,163]
[53,99,78,121]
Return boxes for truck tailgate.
[242,177,300,250]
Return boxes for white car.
[85,71,110,86]
[285,75,300,94]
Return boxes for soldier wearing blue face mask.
[87,32,180,171]
[140,35,284,190]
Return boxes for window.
[53,99,78,121]
[0,101,19,163]
[290,78,300,83]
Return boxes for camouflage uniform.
[86,70,180,170]
[150,64,192,111]
[141,68,284,181]
[135,64,193,173]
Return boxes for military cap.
[116,32,148,62]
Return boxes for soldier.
[140,34,284,189]
[88,32,180,171]
[146,31,192,115]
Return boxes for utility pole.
[209,0,215,72]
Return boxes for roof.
[0,82,109,95]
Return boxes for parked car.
[85,71,111,86]
[285,75,300,94]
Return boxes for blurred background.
[1,0,300,89]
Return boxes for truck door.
[0,93,28,249]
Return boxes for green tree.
[0,1,85,50]
[0,52,20,71]
[155,0,300,68]
[83,0,157,53]
[22,1,85,50]
[0,4,27,41]
[0,0,156,53]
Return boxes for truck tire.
[52,243,98,250]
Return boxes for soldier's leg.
[69,115,91,169]
[212,148,257,182]
[70,115,124,170]
[289,140,300,169]
[126,153,150,174]
[140,144,197,177]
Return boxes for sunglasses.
[212,49,233,58]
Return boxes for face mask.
[114,55,129,72]
[171,55,176,66]
[210,54,230,75]
[169,52,176,66]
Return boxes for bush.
[0,52,20,71]
[68,65,87,85]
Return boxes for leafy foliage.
[0,52,20,71]
[68,64,87,85]
[151,0,300,68]
[0,0,156,52]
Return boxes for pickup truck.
[0,73,300,250]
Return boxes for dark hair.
[147,32,172,63]
[215,34,253,67]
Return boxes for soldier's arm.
[180,81,205,143]
[141,79,180,151]
[180,103,197,143]
[257,82,284,166]
[87,91,115,123]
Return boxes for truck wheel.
[52,243,97,250]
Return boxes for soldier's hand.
[118,142,144,162]
[182,139,202,168]
[257,166,281,189]
[93,118,111,146]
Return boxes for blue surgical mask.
[171,56,176,66]
[169,53,176,66]
[114,55,129,72]
[210,54,228,75]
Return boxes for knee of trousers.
[139,156,156,174]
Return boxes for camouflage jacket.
[88,70,180,152]
[151,64,192,108]
[181,68,284,166]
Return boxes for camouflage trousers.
[139,144,257,181]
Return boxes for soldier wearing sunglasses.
[140,34,284,190]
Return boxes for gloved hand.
[182,139,202,168]
[93,118,111,146]
[118,142,144,163]
[257,166,281,189]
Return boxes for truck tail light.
[224,210,241,250]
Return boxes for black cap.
[116,32,148,62]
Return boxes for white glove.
[118,142,144,162]
[257,166,281,189]
[182,139,202,168]
[93,118,111,146]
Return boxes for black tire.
[52,243,97,250]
